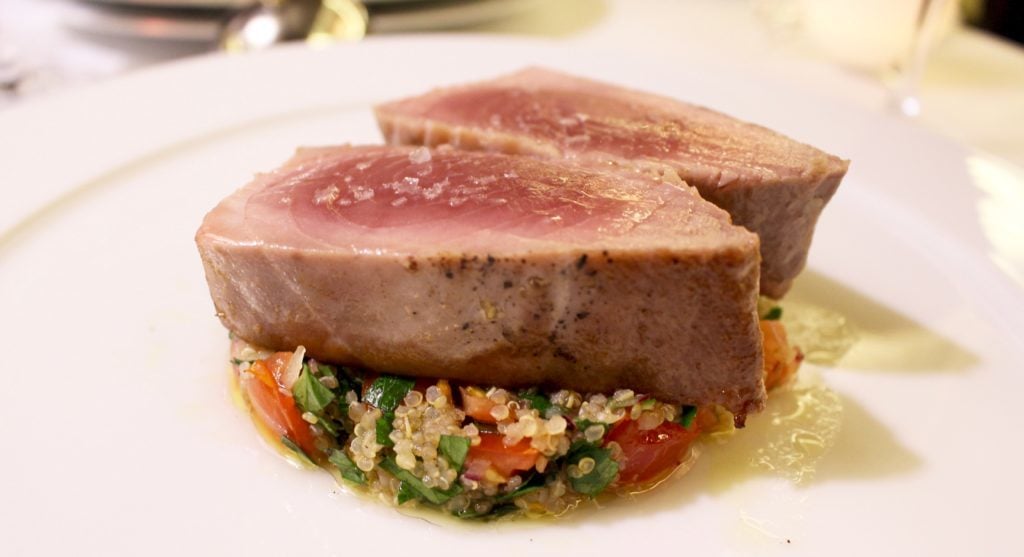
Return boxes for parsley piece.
[517,390,552,416]
[566,441,619,497]
[328,449,366,485]
[396,482,418,505]
[364,375,415,413]
[679,405,698,428]
[375,416,394,447]
[763,306,783,321]
[439,435,470,471]
[292,364,336,413]
[379,457,462,505]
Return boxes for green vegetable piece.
[763,306,783,321]
[315,414,339,437]
[315,362,336,379]
[573,419,608,436]
[495,472,546,503]
[375,416,394,447]
[396,482,417,505]
[281,436,315,466]
[566,441,619,497]
[379,457,462,505]
[328,449,367,485]
[453,503,518,520]
[637,398,657,411]
[364,375,415,412]
[517,390,552,415]
[438,435,470,471]
[292,364,336,413]
[679,405,698,428]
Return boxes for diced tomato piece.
[606,417,699,486]
[465,432,539,479]
[242,357,319,457]
[760,320,801,391]
[460,386,498,424]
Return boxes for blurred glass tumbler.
[801,0,950,73]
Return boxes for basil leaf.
[763,306,783,321]
[292,364,336,413]
[364,375,415,413]
[379,457,462,505]
[679,405,698,428]
[376,415,394,447]
[281,436,315,466]
[328,449,366,485]
[517,390,552,415]
[566,441,619,497]
[438,435,470,471]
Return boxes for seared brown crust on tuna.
[374,67,849,297]
[196,145,766,414]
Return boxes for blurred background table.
[2,0,1022,167]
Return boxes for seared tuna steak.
[196,145,765,414]
[374,67,848,297]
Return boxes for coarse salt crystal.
[313,185,339,205]
[408,146,432,164]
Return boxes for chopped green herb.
[230,358,244,366]
[396,482,417,505]
[494,472,546,503]
[314,362,336,379]
[379,457,462,505]
[453,503,518,520]
[336,366,364,397]
[281,436,315,466]
[314,413,340,436]
[364,375,415,413]
[328,449,366,485]
[763,306,783,321]
[375,416,394,447]
[292,364,336,413]
[679,405,698,428]
[574,419,609,436]
[566,441,619,497]
[518,390,552,415]
[439,435,470,471]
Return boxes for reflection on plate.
[0,36,1022,556]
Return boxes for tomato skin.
[242,357,319,457]
[606,418,699,486]
[465,432,539,479]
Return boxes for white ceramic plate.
[1,36,1022,556]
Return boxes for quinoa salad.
[228,306,800,521]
